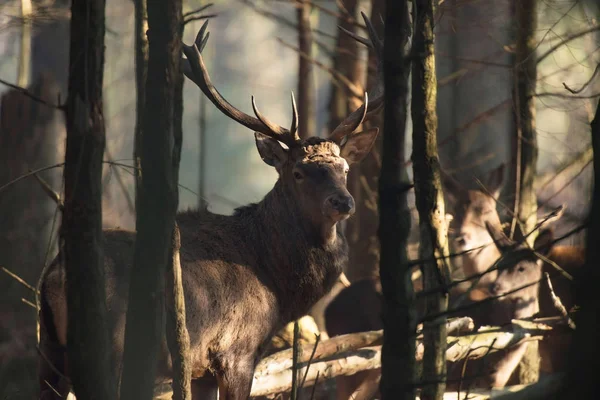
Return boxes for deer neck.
[242,180,347,320]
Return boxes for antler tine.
[360,11,383,56]
[329,93,369,144]
[182,21,297,145]
[337,25,373,49]
[289,91,299,140]
[251,96,297,147]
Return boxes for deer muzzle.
[323,193,355,221]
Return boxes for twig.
[291,320,300,400]
[563,63,600,94]
[22,297,37,309]
[31,169,64,211]
[183,3,213,18]
[305,0,366,30]
[43,380,63,398]
[536,147,593,191]
[309,371,320,400]
[537,25,600,66]
[276,37,364,99]
[183,14,218,26]
[543,272,576,330]
[533,91,600,99]
[37,345,70,382]
[0,163,65,194]
[299,334,321,391]
[1,266,38,293]
[0,77,63,109]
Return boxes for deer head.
[485,222,542,320]
[181,19,383,237]
[442,164,506,294]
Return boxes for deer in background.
[38,21,383,400]
[325,163,586,396]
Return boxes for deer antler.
[329,12,384,144]
[182,21,300,147]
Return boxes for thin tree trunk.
[561,99,600,399]
[378,1,414,399]
[510,0,539,246]
[166,224,192,400]
[297,0,315,139]
[411,0,452,398]
[18,0,32,87]
[327,0,361,133]
[165,22,191,399]
[133,0,149,211]
[346,0,386,283]
[119,0,183,397]
[61,0,115,398]
[512,0,540,385]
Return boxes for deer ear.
[255,132,287,169]
[485,221,514,252]
[486,164,505,200]
[440,170,461,205]
[533,227,554,256]
[340,128,379,164]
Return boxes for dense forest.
[0,0,598,399]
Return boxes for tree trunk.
[511,0,540,385]
[119,0,183,397]
[346,0,386,283]
[411,0,452,398]
[308,0,364,337]
[18,0,32,87]
[297,0,315,139]
[166,224,192,400]
[164,22,190,399]
[133,0,149,212]
[562,99,600,399]
[378,1,414,399]
[61,0,116,398]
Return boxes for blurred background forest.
[0,0,598,398]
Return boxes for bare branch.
[1,266,38,293]
[31,169,64,211]
[0,77,63,109]
[543,272,576,330]
[563,63,600,94]
[537,25,600,66]
[276,37,364,99]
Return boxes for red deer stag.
[38,21,382,400]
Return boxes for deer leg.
[191,375,219,400]
[347,369,381,400]
[216,360,255,400]
[38,310,70,400]
[488,342,529,388]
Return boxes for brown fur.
[38,133,379,400]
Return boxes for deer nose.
[489,282,501,296]
[326,194,355,215]
[455,236,467,247]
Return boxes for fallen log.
[250,319,555,397]
[255,316,474,378]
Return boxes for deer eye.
[293,171,304,181]
[344,168,349,175]
[518,266,526,272]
